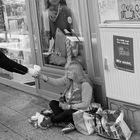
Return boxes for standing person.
[0,51,40,77]
[38,61,93,133]
[43,0,79,66]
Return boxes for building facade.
[0,0,140,131]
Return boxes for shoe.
[54,122,67,127]
[61,123,75,133]
[39,117,52,129]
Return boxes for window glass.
[0,0,36,86]
[36,0,87,71]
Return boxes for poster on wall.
[118,0,140,20]
[113,35,134,73]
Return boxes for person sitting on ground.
[0,50,40,77]
[38,60,93,133]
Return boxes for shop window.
[35,0,87,71]
[0,0,35,85]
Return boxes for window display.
[36,0,87,70]
[0,0,36,86]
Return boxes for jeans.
[49,100,77,124]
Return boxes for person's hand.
[28,65,41,78]
[59,102,70,110]
[39,74,48,82]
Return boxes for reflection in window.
[36,0,87,70]
[0,0,35,85]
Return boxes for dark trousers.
[0,51,28,74]
[49,100,77,124]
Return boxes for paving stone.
[0,106,26,125]
[30,96,50,108]
[0,91,13,106]
[5,98,32,111]
[0,84,8,90]
[0,131,25,140]
[0,84,139,140]
[15,102,45,118]
[5,118,36,138]
[64,131,108,140]
[0,85,21,94]
[24,127,71,140]
[0,123,24,140]
[0,123,9,133]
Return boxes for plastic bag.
[97,110,132,140]
[114,111,132,140]
[73,110,95,135]
[28,112,45,128]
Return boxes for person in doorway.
[0,51,40,77]
[42,0,79,66]
[38,60,93,133]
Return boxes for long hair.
[66,60,87,84]
[45,0,67,9]
[64,60,92,94]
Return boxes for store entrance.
[0,0,37,92]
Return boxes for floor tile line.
[0,121,27,140]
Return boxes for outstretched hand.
[28,65,41,78]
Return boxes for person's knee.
[49,100,58,108]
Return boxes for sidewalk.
[0,83,139,140]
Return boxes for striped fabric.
[66,38,72,64]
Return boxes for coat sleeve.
[0,51,28,74]
[47,76,68,86]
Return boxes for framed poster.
[113,35,134,73]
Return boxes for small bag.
[73,110,95,135]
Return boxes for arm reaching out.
[39,74,68,87]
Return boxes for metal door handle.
[104,57,109,70]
